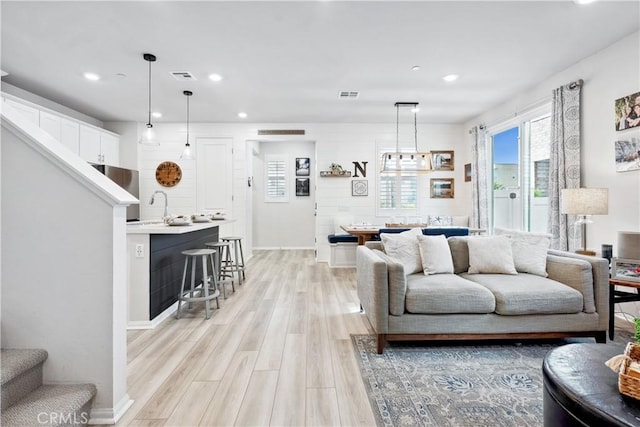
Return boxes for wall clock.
[155,161,182,187]
[352,179,368,196]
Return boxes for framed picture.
[615,137,640,172]
[615,91,640,131]
[295,157,310,176]
[612,258,640,282]
[464,163,472,182]
[431,151,454,171]
[295,178,310,196]
[430,178,454,198]
[352,179,368,196]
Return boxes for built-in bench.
[328,234,359,268]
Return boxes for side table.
[609,278,640,340]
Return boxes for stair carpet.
[1,349,96,427]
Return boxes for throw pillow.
[417,234,454,275]
[380,228,422,275]
[447,236,470,274]
[467,235,518,274]
[428,215,453,226]
[494,227,551,277]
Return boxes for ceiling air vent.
[338,91,359,99]
[170,71,197,81]
[258,129,306,136]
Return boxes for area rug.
[352,333,631,427]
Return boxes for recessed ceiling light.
[83,72,100,81]
[209,73,223,82]
[574,0,597,4]
[238,112,248,119]
[411,65,421,71]
[442,74,459,82]
[1,70,8,77]
[152,112,162,118]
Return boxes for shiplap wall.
[130,122,469,262]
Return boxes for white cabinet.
[5,98,39,125]
[59,118,80,154]
[40,112,80,155]
[79,124,120,166]
[100,132,119,166]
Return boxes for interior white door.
[196,137,233,214]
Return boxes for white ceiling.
[1,1,639,124]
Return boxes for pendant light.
[180,90,194,160]
[380,102,432,173]
[139,53,159,145]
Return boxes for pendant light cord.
[396,104,400,153]
[414,108,418,152]
[147,58,152,127]
[186,94,190,146]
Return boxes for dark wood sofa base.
[376,331,607,354]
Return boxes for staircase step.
[1,348,48,410]
[1,383,97,427]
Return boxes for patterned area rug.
[352,332,632,427]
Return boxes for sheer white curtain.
[548,81,582,250]
[471,126,490,230]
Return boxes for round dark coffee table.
[543,343,640,426]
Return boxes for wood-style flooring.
[116,249,376,427]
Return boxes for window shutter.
[265,155,288,202]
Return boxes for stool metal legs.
[176,249,220,320]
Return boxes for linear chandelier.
[380,102,432,173]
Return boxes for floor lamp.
[560,188,609,256]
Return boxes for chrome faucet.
[149,190,169,222]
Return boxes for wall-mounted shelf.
[320,170,352,177]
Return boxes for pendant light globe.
[139,53,159,145]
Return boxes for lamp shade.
[560,188,608,215]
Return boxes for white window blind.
[265,155,289,202]
[378,151,418,210]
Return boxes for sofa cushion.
[417,234,454,275]
[461,273,583,315]
[372,250,407,316]
[405,274,496,314]
[380,228,423,274]
[448,236,470,274]
[467,236,517,274]
[494,227,551,277]
[546,254,596,313]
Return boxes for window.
[488,105,551,233]
[378,148,419,213]
[265,155,288,202]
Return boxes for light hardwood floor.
[116,249,377,427]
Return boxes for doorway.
[249,140,316,250]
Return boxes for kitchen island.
[127,220,234,329]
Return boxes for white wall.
[127,122,467,263]
[252,140,315,249]
[462,31,640,317]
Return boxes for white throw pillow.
[380,228,423,275]
[428,215,453,226]
[417,234,454,275]
[467,235,518,274]
[494,227,551,277]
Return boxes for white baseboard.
[88,395,134,425]
[253,246,315,250]
[127,301,178,330]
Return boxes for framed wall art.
[431,151,454,171]
[295,178,310,196]
[615,91,640,131]
[352,179,368,196]
[615,137,640,172]
[295,157,310,176]
[430,178,454,198]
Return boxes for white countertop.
[126,219,234,235]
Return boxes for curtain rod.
[468,78,584,134]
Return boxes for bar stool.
[221,237,246,285]
[176,248,220,320]
[204,241,236,298]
